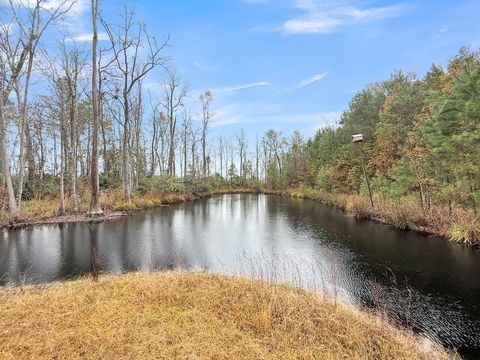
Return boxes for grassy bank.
[0,186,255,229]
[0,272,453,359]
[271,188,480,246]
[2,184,478,245]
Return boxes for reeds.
[449,218,480,245]
[276,188,480,246]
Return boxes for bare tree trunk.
[15,40,37,211]
[122,90,131,203]
[59,112,66,215]
[89,0,102,215]
[68,87,78,211]
[150,109,158,177]
[255,135,259,180]
[26,124,35,181]
[191,139,196,179]
[134,82,142,187]
[199,91,213,178]
[0,102,18,214]
[57,80,68,214]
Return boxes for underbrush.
[449,219,480,245]
[0,178,260,226]
[276,188,479,245]
[2,182,478,246]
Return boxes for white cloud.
[283,0,407,34]
[1,0,88,15]
[208,99,341,129]
[193,61,215,71]
[297,72,327,88]
[212,81,269,94]
[66,32,109,42]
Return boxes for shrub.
[346,195,372,220]
[449,219,480,246]
[22,175,59,201]
[100,174,122,190]
[137,175,187,195]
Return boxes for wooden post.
[352,134,374,210]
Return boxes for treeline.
[275,48,479,219]
[0,1,478,233]
[0,1,299,217]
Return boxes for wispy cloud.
[213,81,269,94]
[1,0,89,15]
[297,72,327,88]
[66,32,109,42]
[208,99,341,129]
[283,0,408,34]
[433,26,448,39]
[193,61,215,71]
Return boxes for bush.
[100,174,122,190]
[346,195,372,220]
[22,175,59,200]
[449,220,480,246]
[136,175,187,195]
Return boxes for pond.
[1,194,479,357]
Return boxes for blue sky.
[8,0,480,139]
[132,0,480,139]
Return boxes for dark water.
[1,194,479,356]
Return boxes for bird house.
[352,134,364,143]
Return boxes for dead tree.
[0,0,75,214]
[162,69,188,177]
[102,6,168,202]
[199,90,213,178]
[89,0,102,215]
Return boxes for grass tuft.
[449,219,480,245]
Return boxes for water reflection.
[0,194,479,355]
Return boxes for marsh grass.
[449,219,480,245]
[0,272,455,360]
[277,188,480,245]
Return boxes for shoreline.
[2,188,477,246]
[0,188,255,231]
[265,189,479,245]
[264,190,444,237]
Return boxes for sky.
[5,0,480,140]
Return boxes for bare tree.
[189,125,200,178]
[102,6,168,202]
[199,90,213,178]
[57,80,67,215]
[263,129,286,174]
[181,108,192,178]
[89,0,102,215]
[235,129,247,178]
[218,135,225,178]
[255,134,260,180]
[0,0,75,214]
[148,97,160,176]
[162,69,188,177]
[58,38,86,211]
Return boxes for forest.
[0,1,478,244]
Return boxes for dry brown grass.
[0,187,255,228]
[277,188,479,245]
[0,272,453,360]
